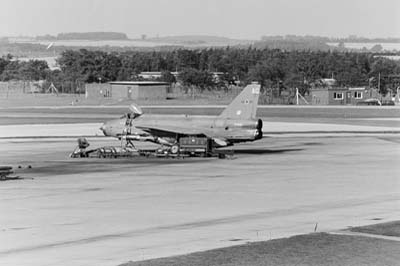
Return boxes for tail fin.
[219,84,261,120]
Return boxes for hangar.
[85,81,169,100]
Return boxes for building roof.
[311,87,348,91]
[108,81,169,86]
[311,86,369,92]
[139,72,162,75]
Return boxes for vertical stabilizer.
[219,84,261,120]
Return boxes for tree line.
[1,47,399,95]
[0,54,49,81]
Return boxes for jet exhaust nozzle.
[255,119,263,140]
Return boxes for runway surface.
[0,134,399,266]
[1,121,400,140]
[0,105,399,127]
[0,105,399,266]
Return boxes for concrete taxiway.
[0,130,399,266]
[1,120,400,139]
[0,105,399,266]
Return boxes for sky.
[1,0,399,39]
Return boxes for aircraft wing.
[136,125,230,146]
[136,125,207,137]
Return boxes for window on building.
[333,92,344,100]
[354,91,363,99]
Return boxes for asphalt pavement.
[0,134,399,266]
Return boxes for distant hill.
[42,32,129,41]
[261,35,400,43]
[145,35,253,46]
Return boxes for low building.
[85,81,169,100]
[138,72,162,80]
[310,86,381,105]
[85,83,111,99]
[309,78,383,105]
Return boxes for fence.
[0,81,31,98]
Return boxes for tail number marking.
[252,87,260,94]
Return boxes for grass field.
[350,221,400,237]
[119,233,400,266]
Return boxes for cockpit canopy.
[129,103,143,117]
[119,103,143,119]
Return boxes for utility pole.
[296,87,309,105]
[378,72,381,102]
[378,72,381,92]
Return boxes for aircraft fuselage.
[101,114,262,146]
[100,84,263,148]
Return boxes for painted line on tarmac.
[1,105,400,109]
[349,118,400,121]
[0,105,225,109]
[0,136,110,142]
[1,131,399,141]
[265,130,400,135]
[0,135,108,139]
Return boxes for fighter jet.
[100,83,263,152]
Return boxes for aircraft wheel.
[170,145,179,154]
